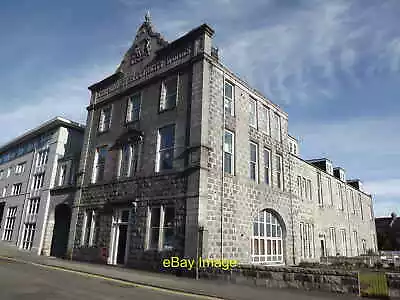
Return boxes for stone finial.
[145,10,151,24]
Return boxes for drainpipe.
[220,74,226,260]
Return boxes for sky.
[0,0,399,216]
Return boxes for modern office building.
[0,117,84,257]
[68,14,376,269]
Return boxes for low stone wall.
[199,264,359,295]
[320,255,380,267]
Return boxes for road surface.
[0,257,206,300]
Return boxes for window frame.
[329,227,337,256]
[15,162,26,175]
[98,106,112,133]
[27,198,40,215]
[32,173,45,190]
[259,105,270,135]
[353,231,358,256]
[340,229,347,256]
[58,164,67,186]
[3,206,17,241]
[92,146,108,183]
[156,124,175,172]
[146,205,175,251]
[251,210,284,264]
[126,92,142,123]
[307,179,312,201]
[275,154,283,190]
[11,183,22,196]
[249,142,258,182]
[297,176,302,199]
[159,75,179,112]
[273,112,282,142]
[249,97,257,128]
[263,148,271,185]
[338,183,344,211]
[22,222,36,250]
[223,130,235,175]
[328,177,333,206]
[317,173,323,206]
[81,210,96,247]
[224,80,235,117]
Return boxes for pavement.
[0,242,359,300]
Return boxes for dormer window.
[326,162,333,175]
[340,169,346,182]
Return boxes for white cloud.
[116,0,400,104]
[364,179,400,198]
[291,116,400,215]
[292,116,400,159]
[0,63,116,146]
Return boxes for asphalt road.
[0,258,206,300]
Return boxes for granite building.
[68,15,377,268]
[0,117,84,257]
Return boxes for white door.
[108,209,130,265]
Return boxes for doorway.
[108,209,130,265]
[50,204,71,258]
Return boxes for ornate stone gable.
[91,18,212,102]
[116,12,168,75]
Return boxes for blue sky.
[0,0,399,216]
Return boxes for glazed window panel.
[224,130,234,175]
[119,143,139,178]
[259,105,270,135]
[264,149,271,185]
[224,81,234,116]
[328,178,333,206]
[149,207,161,249]
[127,92,141,122]
[58,164,67,186]
[275,154,283,190]
[156,125,175,172]
[251,210,284,264]
[99,107,112,132]
[147,205,175,251]
[249,98,257,128]
[162,206,175,249]
[330,227,337,256]
[93,146,107,183]
[160,75,178,111]
[273,113,282,142]
[300,222,314,259]
[249,142,258,182]
[3,206,17,241]
[22,223,36,250]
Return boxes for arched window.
[251,210,284,264]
